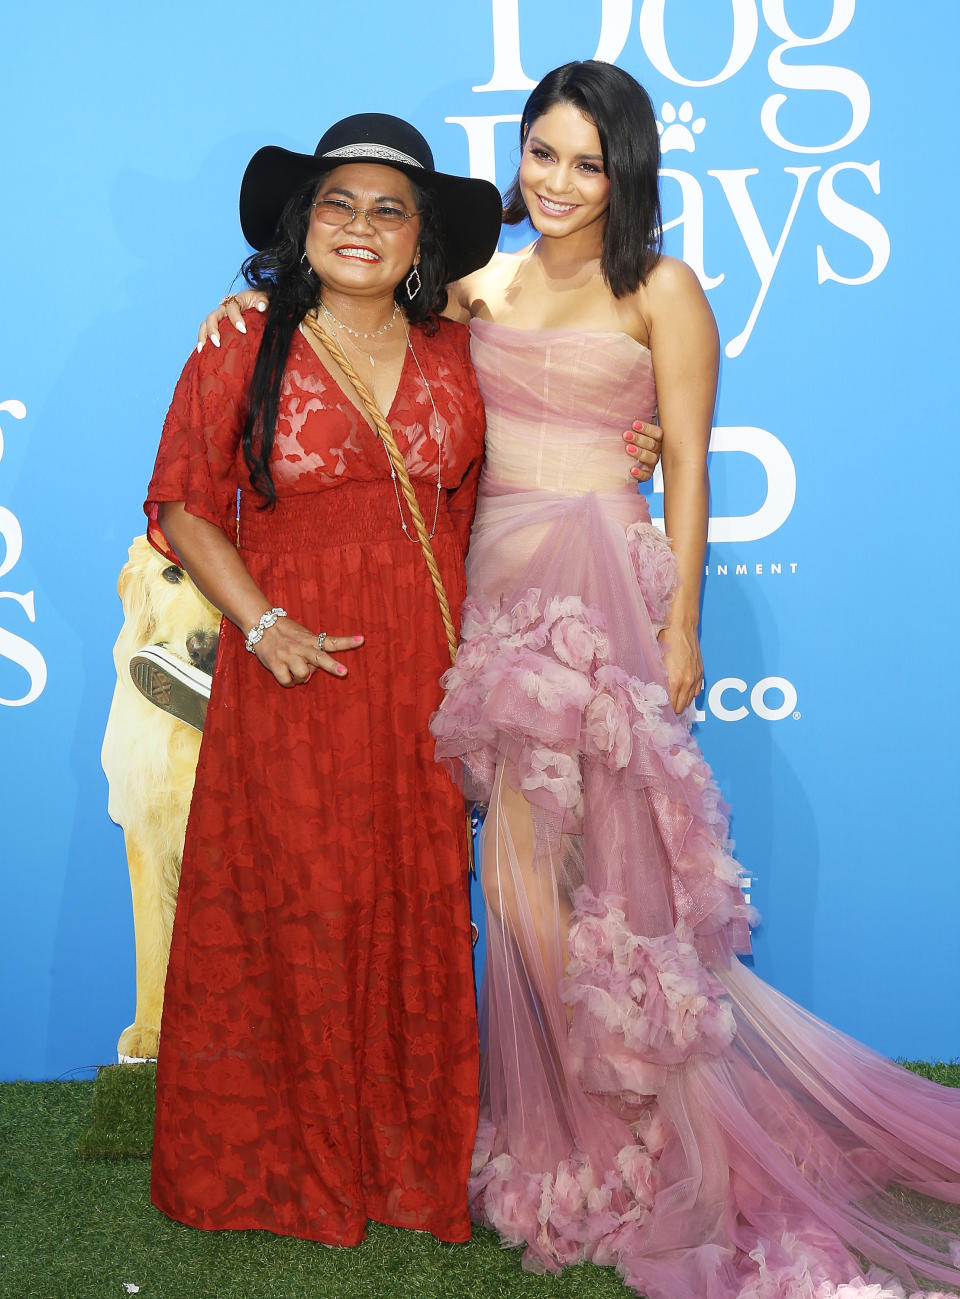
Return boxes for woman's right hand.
[623,421,663,482]
[155,504,360,687]
[254,617,364,687]
[198,290,269,350]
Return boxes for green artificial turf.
[900,1058,960,1088]
[76,1063,156,1159]
[2,1062,957,1299]
[0,1076,629,1299]
[74,1060,960,1164]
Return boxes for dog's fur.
[101,534,220,1060]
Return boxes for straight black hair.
[503,60,662,298]
[239,176,448,507]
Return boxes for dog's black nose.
[186,631,218,675]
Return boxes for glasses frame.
[311,198,422,232]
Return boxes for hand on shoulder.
[197,290,269,352]
[190,305,265,381]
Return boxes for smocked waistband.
[237,481,453,554]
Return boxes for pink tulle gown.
[431,320,960,1299]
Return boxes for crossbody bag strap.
[301,313,458,666]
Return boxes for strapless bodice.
[468,319,657,496]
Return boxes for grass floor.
[0,1076,628,1299]
[1,1063,957,1299]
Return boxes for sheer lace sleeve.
[446,453,482,554]
[144,324,259,563]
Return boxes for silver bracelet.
[244,607,287,652]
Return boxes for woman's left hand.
[657,622,704,715]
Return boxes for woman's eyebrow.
[527,135,603,161]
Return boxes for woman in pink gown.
[198,62,959,1298]
[430,61,960,1299]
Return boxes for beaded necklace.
[318,299,399,366]
[394,316,444,541]
[304,309,444,540]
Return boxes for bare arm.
[644,257,719,714]
[158,501,362,684]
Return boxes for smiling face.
[518,101,611,243]
[303,162,421,303]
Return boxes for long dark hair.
[503,60,662,297]
[240,175,448,507]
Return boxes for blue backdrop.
[2,0,958,1080]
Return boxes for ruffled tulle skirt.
[431,485,960,1299]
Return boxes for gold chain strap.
[301,314,458,666]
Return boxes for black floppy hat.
[239,113,503,282]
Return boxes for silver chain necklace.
[305,310,444,540]
[392,316,443,541]
[318,299,399,366]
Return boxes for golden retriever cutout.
[101,535,220,1061]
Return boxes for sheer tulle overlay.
[431,320,960,1298]
[146,313,485,1244]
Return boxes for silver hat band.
[321,143,424,168]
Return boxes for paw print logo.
[657,101,706,154]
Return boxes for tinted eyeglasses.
[311,198,420,232]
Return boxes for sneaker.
[128,645,212,732]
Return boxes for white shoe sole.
[128,645,212,732]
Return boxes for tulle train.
[432,488,960,1299]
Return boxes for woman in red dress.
[145,114,502,1245]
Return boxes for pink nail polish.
[353,635,364,643]
[337,665,347,675]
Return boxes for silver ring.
[316,631,327,653]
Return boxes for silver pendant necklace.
[305,309,444,540]
[392,316,443,541]
[318,299,399,367]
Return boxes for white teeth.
[539,197,577,214]
[337,248,379,260]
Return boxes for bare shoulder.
[445,263,493,321]
[644,254,708,306]
[447,248,529,322]
[468,249,525,292]
[641,255,717,349]
[480,248,528,272]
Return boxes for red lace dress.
[145,311,484,1245]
